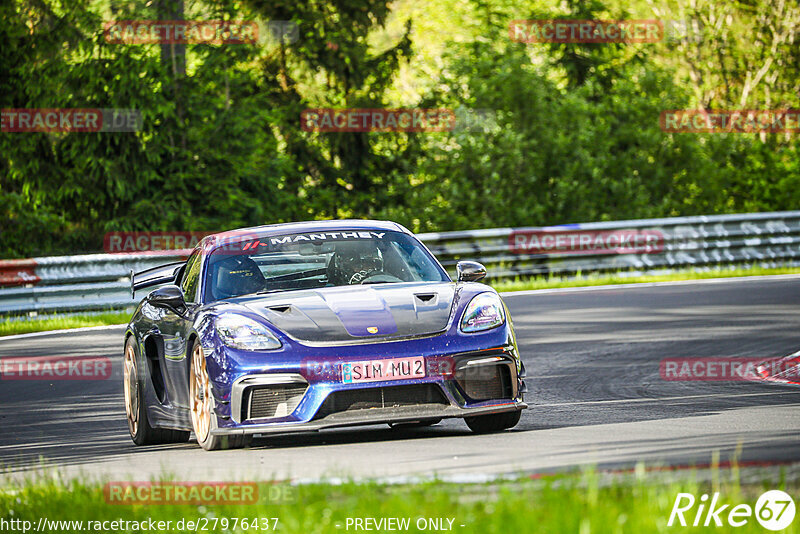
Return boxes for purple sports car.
[124,220,526,450]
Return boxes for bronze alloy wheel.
[123,342,139,437]
[123,336,191,445]
[190,343,213,443]
[187,339,252,451]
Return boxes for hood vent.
[244,283,455,343]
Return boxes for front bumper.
[212,349,525,436]
[203,319,527,437]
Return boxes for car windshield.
[204,230,449,301]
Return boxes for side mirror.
[147,285,186,313]
[456,261,487,282]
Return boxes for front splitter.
[211,400,527,436]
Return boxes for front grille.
[314,384,448,420]
[455,364,513,401]
[244,384,307,420]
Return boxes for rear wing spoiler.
[130,261,185,298]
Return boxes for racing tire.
[189,339,252,451]
[464,410,521,434]
[124,337,191,445]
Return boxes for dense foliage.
[1,0,798,257]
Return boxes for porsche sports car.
[124,220,527,450]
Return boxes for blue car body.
[125,220,526,443]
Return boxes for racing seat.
[212,256,266,299]
[326,251,347,285]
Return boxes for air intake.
[314,384,448,419]
[455,364,513,401]
[243,384,307,420]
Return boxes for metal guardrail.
[0,253,188,315]
[2,211,800,316]
[419,211,800,280]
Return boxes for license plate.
[341,356,425,384]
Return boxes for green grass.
[492,265,800,293]
[0,311,130,337]
[0,468,796,533]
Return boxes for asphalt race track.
[1,276,799,482]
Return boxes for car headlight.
[215,315,282,350]
[460,292,505,333]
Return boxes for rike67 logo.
[668,490,795,530]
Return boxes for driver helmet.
[329,241,384,285]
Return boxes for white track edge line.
[0,324,127,342]
[499,273,800,297]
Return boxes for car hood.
[239,282,456,343]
